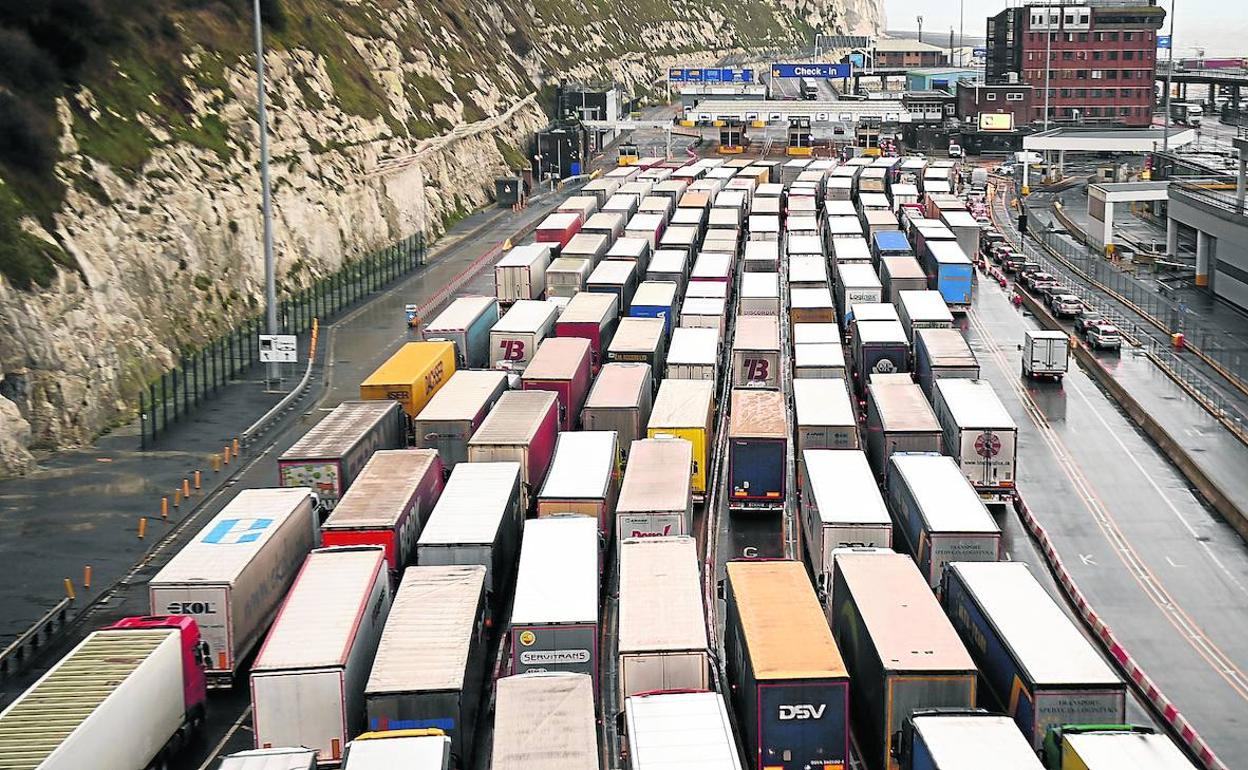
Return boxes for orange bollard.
[173,488,182,508]
[161,497,169,519]
[233,437,240,456]
[223,445,231,465]
[212,454,221,473]
[83,565,92,590]
[194,470,202,490]
[64,578,76,601]
[138,517,148,540]
[182,478,191,497]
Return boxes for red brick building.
[956,82,1035,129]
[985,2,1165,127]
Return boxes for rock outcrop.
[0,0,883,477]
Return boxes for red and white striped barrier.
[1013,495,1228,770]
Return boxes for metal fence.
[138,232,427,447]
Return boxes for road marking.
[1168,556,1186,568]
[1080,553,1098,566]
[196,705,252,770]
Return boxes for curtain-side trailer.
[278,401,405,509]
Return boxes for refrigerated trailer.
[680,296,727,336]
[886,453,1002,588]
[728,389,788,511]
[508,517,601,685]
[800,450,892,596]
[522,337,593,430]
[624,691,742,770]
[489,300,559,372]
[793,341,848,380]
[914,328,980,398]
[932,379,1018,503]
[364,566,488,767]
[491,673,598,770]
[616,437,695,540]
[666,327,720,381]
[422,295,499,368]
[250,547,392,765]
[0,616,207,770]
[545,257,593,298]
[830,552,978,770]
[412,369,509,468]
[322,449,446,576]
[466,390,559,511]
[793,378,859,463]
[647,378,715,496]
[495,243,551,303]
[582,363,653,469]
[278,400,406,509]
[725,560,850,770]
[150,488,318,686]
[537,430,620,539]
[607,317,668,374]
[617,537,710,705]
[942,562,1126,749]
[555,290,619,374]
[416,462,523,614]
[731,314,782,389]
[865,375,943,484]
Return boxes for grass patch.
[0,184,78,290]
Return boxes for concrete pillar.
[1166,216,1179,258]
[1195,230,1211,287]
[1234,85,1242,112]
[1058,149,1066,179]
[1238,156,1246,207]
[1102,200,1115,249]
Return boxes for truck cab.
[107,615,209,715]
[1041,724,1155,769]
[344,729,452,769]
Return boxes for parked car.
[1050,294,1084,317]
[1021,270,1056,290]
[1085,322,1123,351]
[1036,281,1066,301]
[1073,308,1110,335]
[1003,254,1028,273]
[1016,261,1042,279]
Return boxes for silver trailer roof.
[610,317,665,352]
[523,337,591,381]
[795,343,846,368]
[418,462,521,546]
[649,379,714,429]
[558,291,617,325]
[584,363,651,409]
[492,673,597,770]
[366,565,487,694]
[415,369,507,422]
[691,252,732,278]
[793,323,839,344]
[826,216,865,237]
[791,287,834,310]
[539,431,618,501]
[803,450,891,527]
[744,240,780,261]
[609,237,651,260]
[824,200,856,217]
[837,262,882,289]
[152,488,315,584]
[898,290,955,324]
[633,280,679,307]
[619,537,707,654]
[325,450,441,530]
[668,327,720,366]
[911,714,1046,769]
[497,244,550,268]
[786,236,825,258]
[870,378,940,432]
[741,272,779,298]
[851,302,899,323]
[855,319,907,345]
[832,238,871,262]
[926,240,972,265]
[589,260,638,287]
[218,748,319,770]
[280,401,400,459]
[424,295,496,333]
[889,454,999,534]
[948,562,1121,687]
[794,379,855,427]
[916,328,977,365]
[682,297,727,317]
[935,378,1017,429]
[468,390,556,446]
[625,691,742,770]
[617,439,694,515]
[510,516,599,625]
[732,315,780,352]
[494,300,558,333]
[254,547,386,671]
[1062,733,1197,770]
[789,256,828,285]
[648,250,689,275]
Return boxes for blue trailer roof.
[872,230,911,252]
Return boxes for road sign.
[669,68,685,83]
[705,68,722,83]
[259,334,298,364]
[770,63,851,79]
[975,432,1002,458]
[972,46,988,58]
[405,303,420,325]
[739,68,754,83]
[1158,35,1171,50]
[686,68,703,83]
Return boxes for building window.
[1076,89,1087,98]
[1120,107,1130,116]
[1061,88,1072,98]
[1124,50,1135,60]
[1124,32,1135,41]
[1093,51,1103,61]
[1063,51,1074,60]
[1107,70,1118,80]
[1108,32,1119,41]
[1108,51,1118,61]
[1078,32,1089,42]
[986,92,998,100]
[1076,70,1089,80]
[1006,92,1024,101]
[1122,88,1134,97]
[1091,88,1102,97]
[1091,70,1103,79]
[1066,32,1074,43]
[1122,70,1133,80]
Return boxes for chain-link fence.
[138,232,427,447]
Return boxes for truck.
[852,319,911,386]
[220,747,318,769]
[899,712,1046,770]
[647,250,690,291]
[343,730,453,769]
[582,362,653,469]
[495,243,551,303]
[896,290,954,343]
[831,236,872,267]
[150,488,318,686]
[607,317,668,374]
[278,400,406,509]
[535,211,583,250]
[1023,329,1070,380]
[364,566,488,768]
[1170,101,1204,126]
[789,286,837,326]
[943,562,1126,749]
[508,517,601,685]
[587,259,640,311]
[537,430,621,540]
[865,374,943,483]
[940,210,982,262]
[626,213,667,251]
[491,673,598,770]
[0,616,207,770]
[322,449,446,576]
[680,296,727,335]
[489,299,559,372]
[607,237,653,274]
[666,326,720,381]
[732,314,782,388]
[691,251,734,289]
[800,449,892,597]
[932,379,1018,503]
[914,328,980,398]
[748,214,781,243]
[829,552,978,770]
[360,341,457,420]
[746,240,781,272]
[562,232,610,264]
[725,560,851,770]
[646,379,715,496]
[623,691,741,770]
[920,241,974,312]
[582,211,627,242]
[416,462,523,615]
[740,272,780,316]
[836,262,884,324]
[466,390,559,512]
[793,378,859,465]
[617,537,710,706]
[412,369,509,468]
[521,337,593,430]
[630,280,681,335]
[880,256,928,302]
[545,257,593,298]
[793,342,847,380]
[1042,727,1195,770]
[886,453,1002,588]
[619,434,698,536]
[789,254,829,289]
[555,290,619,374]
[250,546,392,765]
[421,295,498,368]
[728,389,788,511]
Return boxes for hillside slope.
[0,0,882,476]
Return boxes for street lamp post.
[252,0,279,386]
[1162,0,1177,152]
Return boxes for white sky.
[883,0,1248,58]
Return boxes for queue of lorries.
[0,154,1195,770]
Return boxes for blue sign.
[1158,35,1172,49]
[973,46,988,58]
[686,68,704,83]
[705,68,723,83]
[770,63,851,79]
[848,53,866,69]
[202,518,274,545]
[739,68,754,83]
[669,68,685,83]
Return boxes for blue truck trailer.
[920,240,974,312]
[728,389,788,512]
[900,711,1045,770]
[629,280,681,336]
[871,229,914,264]
[422,296,499,369]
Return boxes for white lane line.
[196,705,253,770]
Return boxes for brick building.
[872,38,950,68]
[956,82,1035,127]
[985,2,1165,127]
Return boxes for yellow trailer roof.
[362,341,455,387]
[726,560,847,680]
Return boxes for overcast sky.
[883,0,1248,57]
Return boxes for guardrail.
[1170,180,1248,218]
[0,598,72,679]
[240,318,320,449]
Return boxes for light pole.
[959,0,965,67]
[1162,0,1177,152]
[917,15,924,44]
[252,0,278,386]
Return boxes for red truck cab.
[108,615,209,719]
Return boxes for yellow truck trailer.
[360,341,456,418]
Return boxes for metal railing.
[0,598,71,679]
[138,232,426,447]
[1171,180,1248,219]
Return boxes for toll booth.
[787,117,813,157]
[618,142,640,166]
[718,120,747,154]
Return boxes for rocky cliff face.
[0,0,883,477]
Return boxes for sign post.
[259,334,298,365]
[770,63,852,79]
